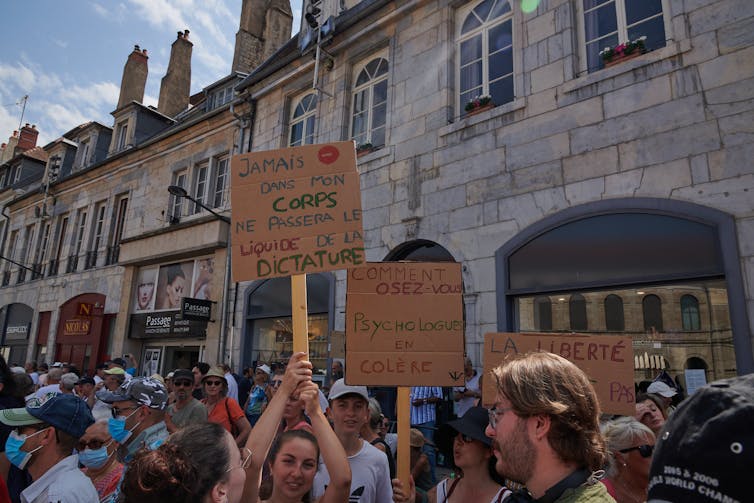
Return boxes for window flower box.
[600,36,647,68]
[465,94,494,116]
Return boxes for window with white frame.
[192,162,210,214]
[289,93,318,147]
[69,208,87,272]
[77,138,91,169]
[4,230,18,274]
[213,156,230,208]
[49,215,68,276]
[457,0,514,113]
[170,170,188,220]
[86,201,107,269]
[581,0,666,73]
[115,120,129,151]
[107,196,128,265]
[208,86,233,111]
[351,56,388,149]
[35,222,51,270]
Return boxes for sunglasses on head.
[619,444,654,458]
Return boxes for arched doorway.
[56,293,108,375]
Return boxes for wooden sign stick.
[291,274,309,356]
[396,386,411,492]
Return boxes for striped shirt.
[410,386,442,425]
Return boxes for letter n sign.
[78,303,94,316]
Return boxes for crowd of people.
[0,350,750,503]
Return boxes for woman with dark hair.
[241,352,351,503]
[633,392,666,436]
[161,263,186,309]
[122,421,249,503]
[428,406,510,503]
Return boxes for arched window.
[534,296,552,331]
[604,294,624,331]
[681,294,701,331]
[351,57,388,149]
[289,93,317,146]
[642,294,663,332]
[457,0,514,112]
[569,293,588,331]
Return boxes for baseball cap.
[0,393,94,438]
[647,374,753,503]
[51,362,63,368]
[442,406,493,446]
[109,357,127,368]
[172,369,194,383]
[96,376,168,410]
[647,381,677,398]
[77,376,95,386]
[104,367,126,375]
[256,364,271,376]
[328,378,368,402]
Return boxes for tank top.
[435,477,511,503]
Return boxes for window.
[533,296,552,331]
[77,138,91,169]
[13,166,22,184]
[34,222,51,279]
[457,0,514,112]
[642,294,663,333]
[193,162,210,214]
[681,294,701,331]
[18,225,35,283]
[289,93,318,147]
[3,230,18,285]
[68,208,87,272]
[213,157,230,208]
[48,215,68,276]
[86,202,107,269]
[604,294,625,331]
[351,57,388,148]
[569,293,588,331]
[106,196,128,265]
[581,0,666,73]
[169,170,188,221]
[208,86,233,110]
[115,120,129,151]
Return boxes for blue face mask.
[4,428,47,470]
[108,408,141,444]
[78,442,113,469]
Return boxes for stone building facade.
[233,0,754,392]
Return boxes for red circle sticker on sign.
[317,145,339,164]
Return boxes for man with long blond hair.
[485,352,614,502]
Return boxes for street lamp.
[167,185,233,366]
[168,185,230,223]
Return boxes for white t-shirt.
[35,383,61,398]
[453,371,481,418]
[312,440,393,503]
[225,372,238,401]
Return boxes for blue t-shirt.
[246,385,267,415]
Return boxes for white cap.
[328,378,368,402]
[648,381,677,398]
[256,364,271,376]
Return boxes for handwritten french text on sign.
[346,262,465,387]
[482,332,635,416]
[230,142,365,281]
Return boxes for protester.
[601,417,655,502]
[410,428,433,501]
[243,364,271,427]
[645,381,676,415]
[281,392,313,433]
[0,393,98,502]
[453,357,482,419]
[362,398,396,479]
[96,376,169,464]
[633,393,666,436]
[485,352,611,502]
[647,373,753,503]
[77,376,96,405]
[59,372,79,394]
[79,420,124,502]
[90,367,126,421]
[36,363,49,387]
[34,367,63,397]
[238,367,253,408]
[93,363,107,386]
[192,362,210,400]
[106,357,134,380]
[201,367,251,447]
[331,359,344,382]
[220,363,239,402]
[241,352,351,503]
[411,386,442,485]
[430,406,509,503]
[0,355,28,502]
[165,369,208,432]
[123,421,247,503]
[312,378,392,503]
[23,363,38,387]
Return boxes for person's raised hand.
[280,352,313,396]
[298,380,322,417]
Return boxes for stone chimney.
[17,124,39,152]
[232,0,293,74]
[117,45,149,110]
[0,131,19,163]
[157,30,193,117]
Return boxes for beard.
[494,417,536,485]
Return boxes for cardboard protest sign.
[346,262,465,386]
[230,142,365,281]
[482,332,635,416]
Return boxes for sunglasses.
[619,444,654,458]
[77,439,112,451]
[271,380,283,388]
[204,380,224,386]
[173,380,193,387]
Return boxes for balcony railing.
[47,259,59,277]
[84,251,98,270]
[105,245,120,266]
[65,254,79,273]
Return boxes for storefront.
[54,294,110,375]
[496,198,753,394]
[0,303,33,365]
[128,257,215,375]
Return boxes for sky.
[0,0,303,147]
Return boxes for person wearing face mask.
[79,420,124,502]
[0,392,97,503]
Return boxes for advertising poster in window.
[134,267,158,312]
[155,261,194,310]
